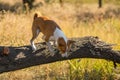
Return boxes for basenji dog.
[30,13,75,57]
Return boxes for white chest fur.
[49,27,67,44]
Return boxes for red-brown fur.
[31,13,61,42]
[30,13,75,57]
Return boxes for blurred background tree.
[98,0,102,8]
[23,0,35,10]
[22,0,63,10]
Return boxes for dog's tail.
[34,13,38,20]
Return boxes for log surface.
[0,36,120,73]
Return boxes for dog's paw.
[32,46,37,51]
[61,53,68,58]
[31,43,37,51]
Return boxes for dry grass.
[0,1,120,80]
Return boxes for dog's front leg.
[44,36,55,56]
[46,42,55,56]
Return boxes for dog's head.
[57,37,75,56]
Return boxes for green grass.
[68,59,117,80]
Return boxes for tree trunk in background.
[98,0,102,8]
[59,0,63,7]
[23,0,35,10]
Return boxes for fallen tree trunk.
[0,36,120,73]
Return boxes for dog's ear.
[57,37,66,47]
[34,13,38,20]
[68,40,75,44]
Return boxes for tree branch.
[0,36,120,73]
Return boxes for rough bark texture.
[0,36,120,73]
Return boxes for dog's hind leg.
[30,28,40,51]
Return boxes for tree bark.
[0,36,120,73]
